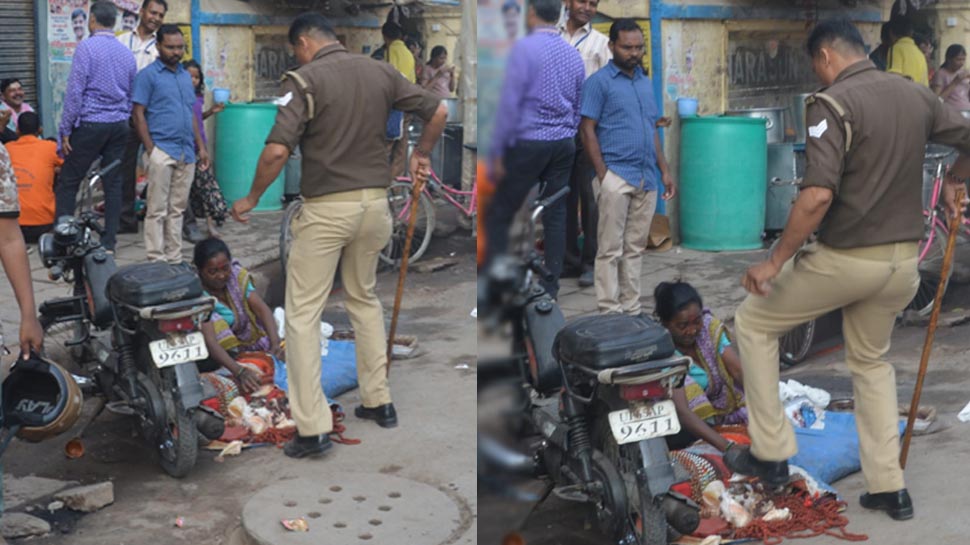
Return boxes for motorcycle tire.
[592,410,669,545]
[157,368,199,478]
[158,406,199,479]
[136,367,199,478]
[634,488,669,545]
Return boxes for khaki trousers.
[285,188,393,436]
[734,241,918,493]
[143,147,193,263]
[593,170,657,315]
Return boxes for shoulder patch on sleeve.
[808,118,828,139]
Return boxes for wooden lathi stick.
[386,177,427,377]
[900,188,965,468]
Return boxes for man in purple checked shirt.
[55,1,136,253]
[485,0,585,298]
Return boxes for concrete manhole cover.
[241,472,464,545]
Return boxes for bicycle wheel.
[278,198,303,278]
[380,181,435,267]
[907,220,951,316]
[779,320,816,366]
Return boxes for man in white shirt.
[559,0,611,287]
[116,0,166,71]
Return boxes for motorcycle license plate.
[149,332,208,368]
[608,400,680,445]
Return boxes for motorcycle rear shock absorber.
[113,328,139,401]
[561,394,594,482]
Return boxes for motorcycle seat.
[107,262,203,308]
[553,314,675,370]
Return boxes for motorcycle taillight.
[619,382,667,401]
[159,317,195,333]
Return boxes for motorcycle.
[479,187,700,545]
[36,160,221,477]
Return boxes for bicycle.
[279,165,476,275]
[907,145,970,316]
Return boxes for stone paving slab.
[241,472,464,545]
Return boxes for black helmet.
[2,353,83,442]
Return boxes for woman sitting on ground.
[194,238,282,393]
[654,281,747,452]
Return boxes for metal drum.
[725,107,787,144]
[765,143,798,231]
[790,93,813,144]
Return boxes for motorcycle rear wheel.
[592,412,669,545]
[136,368,199,478]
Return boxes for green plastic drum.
[679,116,768,251]
[215,103,284,211]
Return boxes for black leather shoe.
[723,446,790,487]
[578,269,594,288]
[860,489,914,521]
[283,434,333,459]
[355,403,398,428]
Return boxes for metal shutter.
[0,0,37,105]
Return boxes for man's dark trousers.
[119,126,141,232]
[484,138,574,298]
[564,135,597,273]
[54,121,129,251]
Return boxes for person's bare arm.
[721,345,744,384]
[742,186,833,296]
[231,143,289,223]
[580,117,607,181]
[200,320,260,393]
[410,102,448,185]
[131,103,154,154]
[655,132,675,200]
[0,218,42,355]
[193,115,209,170]
[247,290,281,358]
[671,387,729,452]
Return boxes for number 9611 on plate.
[608,400,681,445]
[149,331,208,368]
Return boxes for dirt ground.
[480,246,970,545]
[1,231,478,545]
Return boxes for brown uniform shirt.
[802,59,970,248]
[265,43,441,198]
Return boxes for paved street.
[483,243,970,545]
[0,210,478,545]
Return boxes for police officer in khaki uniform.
[231,13,447,459]
[724,19,970,520]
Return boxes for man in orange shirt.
[6,112,63,242]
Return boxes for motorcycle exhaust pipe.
[478,433,538,477]
[661,493,701,536]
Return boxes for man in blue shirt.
[132,24,209,263]
[580,19,675,315]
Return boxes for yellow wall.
[932,2,970,63]
[597,0,649,19]
[166,0,191,23]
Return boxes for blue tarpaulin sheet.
[274,340,358,400]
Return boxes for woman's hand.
[236,366,262,393]
[270,337,284,360]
